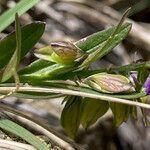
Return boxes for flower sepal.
[34,41,85,66]
[84,73,133,93]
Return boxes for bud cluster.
[34,41,85,66]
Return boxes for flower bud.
[35,41,85,66]
[34,46,54,62]
[84,73,133,93]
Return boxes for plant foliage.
[0,7,149,144]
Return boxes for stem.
[0,70,20,99]
[0,86,149,109]
[13,70,20,91]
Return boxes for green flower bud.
[34,46,54,62]
[84,73,133,93]
[34,41,85,66]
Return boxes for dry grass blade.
[0,139,36,150]
[0,103,84,150]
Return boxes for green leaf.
[61,96,82,138]
[19,63,75,82]
[77,9,131,69]
[15,13,22,67]
[19,59,54,75]
[0,0,40,32]
[81,98,109,129]
[75,27,114,52]
[57,61,150,80]
[112,61,150,73]
[2,14,21,82]
[0,119,49,150]
[110,102,131,126]
[75,8,131,54]
[0,22,45,69]
[78,23,131,69]
[14,91,62,99]
[20,54,148,83]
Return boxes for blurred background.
[0,0,150,150]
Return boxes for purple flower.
[144,76,150,95]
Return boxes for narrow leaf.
[19,59,54,75]
[75,27,114,52]
[19,64,75,81]
[0,119,49,150]
[1,14,21,82]
[78,9,131,69]
[14,91,62,99]
[74,6,130,52]
[15,13,21,67]
[0,0,39,32]
[58,61,150,80]
[78,23,131,69]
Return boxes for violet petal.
[144,76,150,95]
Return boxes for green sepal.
[110,102,131,126]
[81,98,109,129]
[35,42,85,66]
[61,96,82,138]
[84,73,133,93]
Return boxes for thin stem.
[0,86,149,109]
[0,70,20,99]
[13,70,20,92]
